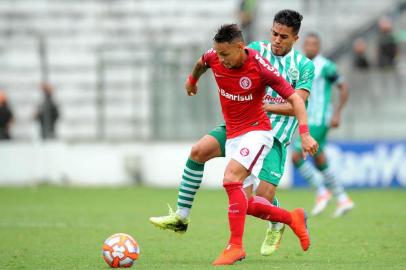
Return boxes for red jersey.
[202,48,295,139]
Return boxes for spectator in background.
[238,0,257,43]
[0,90,14,140]
[377,17,398,69]
[35,83,59,139]
[352,38,370,70]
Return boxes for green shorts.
[208,123,227,157]
[258,139,286,186]
[293,125,329,155]
[208,123,286,186]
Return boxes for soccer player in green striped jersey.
[150,9,314,255]
[292,33,354,218]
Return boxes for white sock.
[317,186,329,197]
[176,207,190,220]
[337,193,349,204]
[270,222,284,230]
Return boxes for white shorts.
[225,130,274,190]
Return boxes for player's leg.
[292,127,331,216]
[212,159,251,266]
[213,131,272,265]
[176,134,223,219]
[242,139,310,253]
[244,141,310,253]
[313,152,354,217]
[246,194,310,252]
[253,139,286,255]
[149,125,226,233]
[255,182,286,256]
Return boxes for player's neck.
[272,46,293,58]
[237,49,249,69]
[308,54,319,60]
[242,49,248,61]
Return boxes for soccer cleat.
[149,204,189,234]
[288,208,310,251]
[311,191,332,216]
[212,243,246,266]
[260,225,285,256]
[333,199,354,218]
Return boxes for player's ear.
[294,35,299,42]
[237,41,245,49]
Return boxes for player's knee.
[292,151,302,165]
[223,170,243,184]
[190,143,212,163]
[256,185,275,202]
[314,153,326,166]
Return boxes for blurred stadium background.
[0,1,406,269]
[0,0,405,188]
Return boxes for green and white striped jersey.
[248,40,315,147]
[307,54,342,127]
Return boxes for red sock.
[247,196,292,225]
[223,182,247,246]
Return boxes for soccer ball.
[102,233,140,268]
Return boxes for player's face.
[303,36,320,59]
[271,23,298,56]
[214,40,246,69]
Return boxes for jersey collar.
[272,47,294,61]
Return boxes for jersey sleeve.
[295,60,315,92]
[247,40,269,54]
[201,48,216,68]
[324,60,342,84]
[258,56,295,99]
[247,41,263,52]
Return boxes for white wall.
[0,142,292,188]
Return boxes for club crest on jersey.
[240,148,250,156]
[288,67,299,81]
[239,77,252,90]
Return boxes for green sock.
[317,163,348,202]
[295,159,324,189]
[176,158,204,219]
[272,196,279,207]
[270,196,284,229]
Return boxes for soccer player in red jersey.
[185,24,318,265]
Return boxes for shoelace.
[166,203,175,215]
[267,230,279,244]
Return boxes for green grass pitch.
[0,186,405,270]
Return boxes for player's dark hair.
[213,24,244,43]
[273,9,303,35]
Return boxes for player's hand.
[262,103,272,112]
[300,133,319,159]
[330,113,341,128]
[185,78,198,96]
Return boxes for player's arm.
[260,63,318,158]
[262,89,309,115]
[263,60,314,115]
[185,58,208,96]
[285,93,318,158]
[329,66,349,128]
[186,49,215,96]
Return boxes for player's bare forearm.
[287,93,308,126]
[287,93,318,157]
[331,82,349,127]
[263,103,293,116]
[185,58,208,96]
[190,58,208,81]
[263,89,309,116]
[334,82,349,115]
